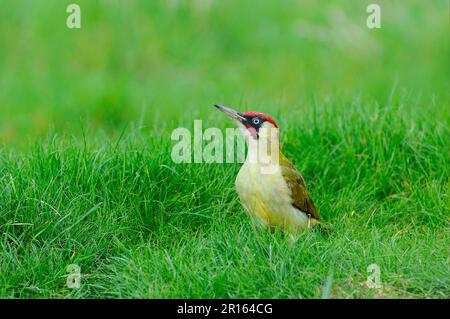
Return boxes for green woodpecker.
[215,104,320,235]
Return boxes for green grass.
[0,0,449,298]
[1,98,448,298]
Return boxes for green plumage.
[279,153,320,221]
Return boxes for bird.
[214,103,320,236]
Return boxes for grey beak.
[214,103,247,122]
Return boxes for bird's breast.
[236,161,306,229]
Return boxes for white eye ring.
[252,118,260,125]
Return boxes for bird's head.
[214,104,279,142]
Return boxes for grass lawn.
[0,1,449,298]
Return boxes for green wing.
[280,153,320,220]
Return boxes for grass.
[1,98,448,298]
[0,1,449,298]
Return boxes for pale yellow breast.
[235,161,309,230]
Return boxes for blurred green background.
[0,0,448,146]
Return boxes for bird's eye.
[252,118,260,125]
